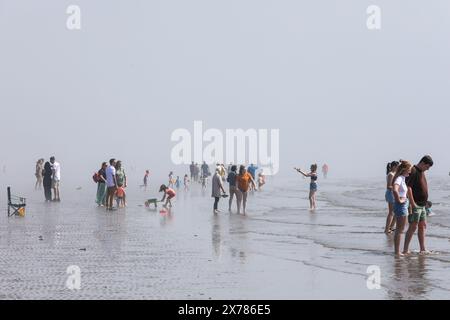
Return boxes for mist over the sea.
[1,0,450,189]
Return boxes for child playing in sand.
[115,183,126,208]
[159,184,176,208]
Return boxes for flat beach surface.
[1,176,449,299]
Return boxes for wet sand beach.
[0,177,449,299]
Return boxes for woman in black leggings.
[43,161,53,202]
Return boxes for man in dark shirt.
[403,155,433,255]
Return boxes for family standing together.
[384,155,434,257]
[93,158,127,211]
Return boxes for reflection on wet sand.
[1,176,449,299]
[159,208,174,227]
[210,214,247,264]
[228,214,248,264]
[388,255,430,299]
[212,215,221,258]
[94,208,127,257]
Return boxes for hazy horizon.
[1,0,450,190]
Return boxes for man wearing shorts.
[105,158,118,211]
[403,155,433,254]
[50,156,61,202]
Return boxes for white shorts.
[52,180,60,188]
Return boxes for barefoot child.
[159,184,176,208]
[115,183,126,208]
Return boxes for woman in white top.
[384,161,399,234]
[392,160,413,257]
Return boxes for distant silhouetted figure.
[190,162,195,181]
[322,164,329,179]
[142,170,150,191]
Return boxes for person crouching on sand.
[392,160,413,257]
[159,184,176,208]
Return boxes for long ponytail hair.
[386,161,399,175]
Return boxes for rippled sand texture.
[0,176,449,299]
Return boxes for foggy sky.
[1,0,450,189]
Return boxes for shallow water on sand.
[0,176,449,299]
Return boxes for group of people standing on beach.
[384,155,434,257]
[211,164,262,214]
[93,159,127,210]
[143,162,264,213]
[32,153,438,259]
[35,157,61,202]
[169,162,265,214]
[148,161,320,214]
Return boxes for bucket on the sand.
[18,207,25,217]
